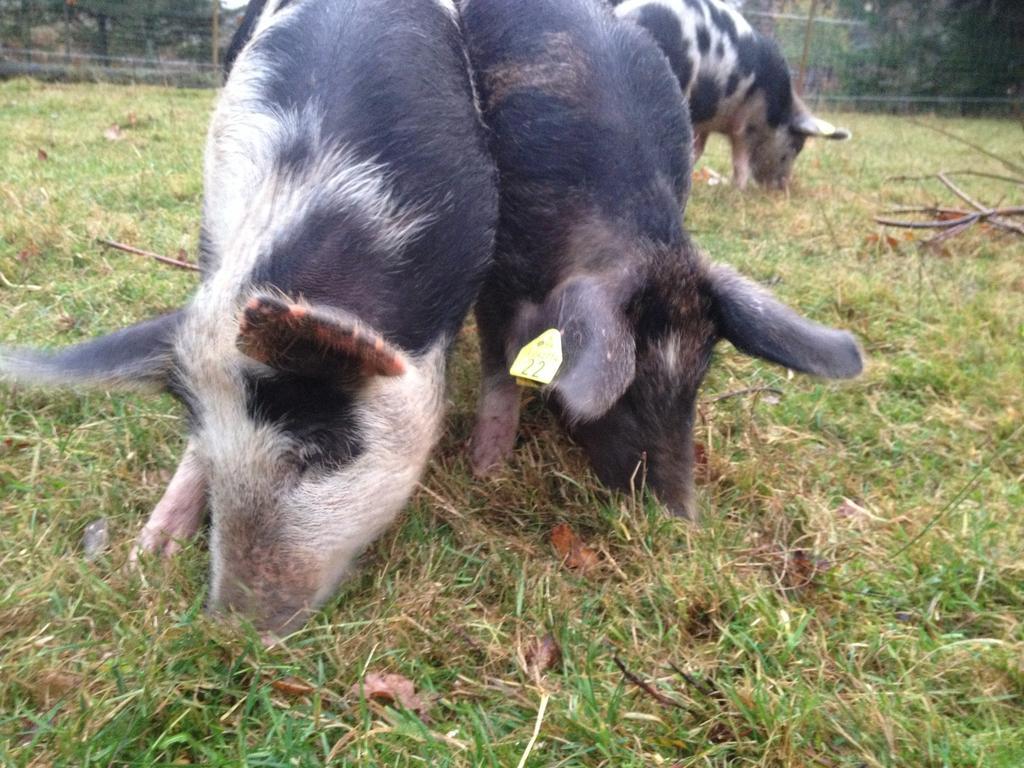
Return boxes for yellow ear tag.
[812,117,837,136]
[509,329,562,387]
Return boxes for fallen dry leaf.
[525,634,562,678]
[693,442,707,469]
[1,438,31,455]
[271,676,316,697]
[692,166,726,186]
[865,231,910,249]
[693,441,716,484]
[34,671,82,706]
[780,548,831,591]
[550,523,600,571]
[104,124,123,141]
[37,147,48,161]
[56,313,78,332]
[349,672,427,716]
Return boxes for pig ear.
[514,276,636,422]
[705,265,863,379]
[791,112,851,141]
[237,294,407,378]
[0,311,184,392]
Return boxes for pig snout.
[208,548,325,636]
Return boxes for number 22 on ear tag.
[509,329,562,387]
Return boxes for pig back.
[222,0,498,355]
[461,0,689,290]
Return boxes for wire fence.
[0,1,1021,116]
[0,0,236,87]
[740,3,1021,116]
[0,45,220,87]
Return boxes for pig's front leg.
[130,440,207,562]
[470,370,521,476]
[469,297,522,476]
[729,131,751,189]
[693,130,709,164]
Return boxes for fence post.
[63,1,71,62]
[797,0,819,94]
[21,0,31,63]
[212,0,220,70]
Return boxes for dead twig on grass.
[97,238,201,272]
[886,170,1024,187]
[875,170,1024,243]
[667,662,719,700]
[937,173,1024,236]
[874,207,1024,237]
[612,654,690,712]
[706,386,784,404]
[874,213,978,230]
[937,172,988,212]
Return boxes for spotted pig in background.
[615,0,851,189]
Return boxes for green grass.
[1,78,1023,766]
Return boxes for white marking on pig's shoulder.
[300,141,434,257]
[206,101,431,285]
[204,0,431,280]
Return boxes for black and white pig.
[0,0,497,636]
[461,0,862,518]
[614,0,851,189]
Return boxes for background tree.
[834,0,1024,101]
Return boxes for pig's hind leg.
[130,439,206,562]
[469,297,521,477]
[729,132,752,189]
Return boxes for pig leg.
[470,371,521,476]
[469,295,521,476]
[729,132,751,189]
[130,440,207,562]
[693,130,709,164]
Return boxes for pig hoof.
[469,436,512,477]
[260,631,284,649]
[128,526,186,566]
